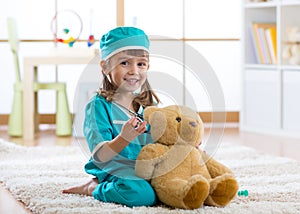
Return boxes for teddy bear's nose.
[189,121,197,127]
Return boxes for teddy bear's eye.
[176,117,181,122]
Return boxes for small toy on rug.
[135,105,239,209]
[238,190,249,197]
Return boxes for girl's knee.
[134,185,156,207]
[117,179,156,207]
[92,178,156,207]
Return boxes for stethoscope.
[113,102,150,133]
[113,102,144,122]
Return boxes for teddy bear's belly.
[154,146,207,175]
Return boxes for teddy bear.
[135,105,239,209]
[282,27,300,65]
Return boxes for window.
[124,0,241,111]
[124,0,183,38]
[0,0,241,114]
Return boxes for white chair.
[7,17,72,137]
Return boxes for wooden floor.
[0,124,299,214]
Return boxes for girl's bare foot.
[62,178,98,196]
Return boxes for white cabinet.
[241,0,300,137]
[244,68,281,130]
[283,70,300,132]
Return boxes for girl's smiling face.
[103,50,149,94]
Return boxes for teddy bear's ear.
[144,106,158,121]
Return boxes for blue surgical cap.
[100,27,150,60]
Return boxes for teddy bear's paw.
[205,173,239,207]
[183,176,209,209]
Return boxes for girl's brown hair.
[98,49,160,112]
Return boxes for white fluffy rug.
[1,139,300,214]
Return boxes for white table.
[23,49,98,144]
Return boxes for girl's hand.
[120,117,147,142]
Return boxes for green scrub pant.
[92,175,156,207]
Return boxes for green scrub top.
[83,95,153,182]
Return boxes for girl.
[62,27,160,207]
